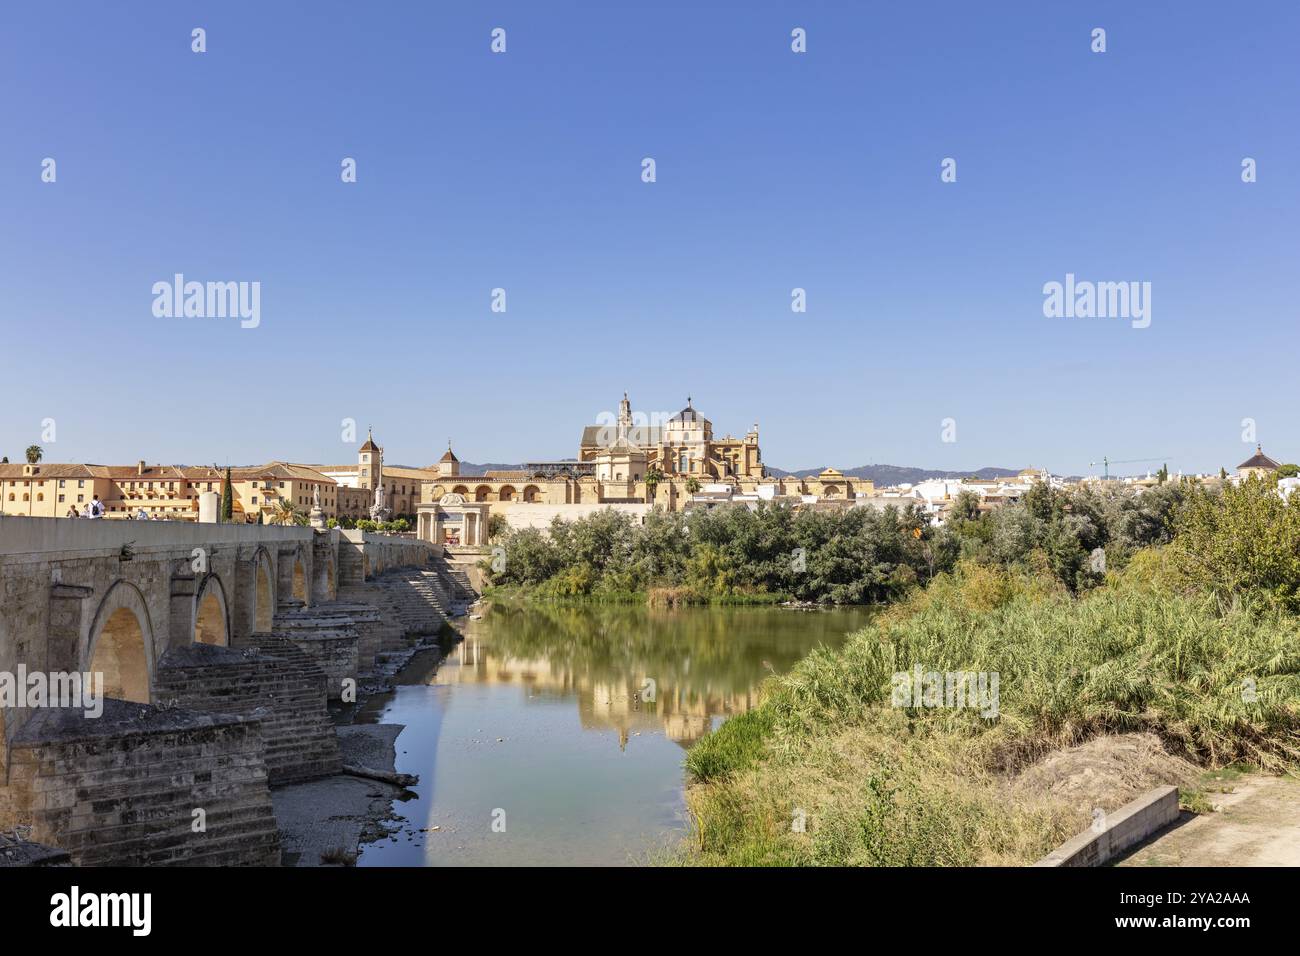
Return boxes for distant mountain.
[765,464,1024,485]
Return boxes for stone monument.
[369,483,390,524]
[309,484,327,529]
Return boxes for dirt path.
[1118,774,1300,867]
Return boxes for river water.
[355,601,872,866]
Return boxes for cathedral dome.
[669,398,701,423]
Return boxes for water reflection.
[357,602,871,866]
[451,602,872,747]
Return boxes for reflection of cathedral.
[445,637,758,749]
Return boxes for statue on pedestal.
[369,483,390,523]
[309,484,327,529]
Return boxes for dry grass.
[677,558,1300,866]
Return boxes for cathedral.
[579,393,764,483]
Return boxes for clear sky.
[2,1,1297,476]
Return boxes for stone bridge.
[0,517,476,866]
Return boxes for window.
[58,494,65,503]
[37,493,44,501]
[252,496,258,504]
[58,479,65,488]
[77,495,84,503]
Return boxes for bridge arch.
[194,573,230,646]
[86,580,154,703]
[252,547,276,631]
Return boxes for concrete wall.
[1034,786,1181,867]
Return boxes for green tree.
[1274,463,1299,479]
[949,489,982,523]
[1171,479,1300,612]
[220,467,234,522]
[25,445,42,464]
[685,476,701,494]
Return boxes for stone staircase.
[3,700,280,867]
[334,582,421,659]
[154,643,342,786]
[266,600,360,699]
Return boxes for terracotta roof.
[440,446,459,463]
[0,463,99,479]
[1237,446,1281,471]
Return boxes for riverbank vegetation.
[676,478,1300,865]
[486,480,1195,605]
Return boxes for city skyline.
[3,2,1298,474]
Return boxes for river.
[355,601,872,866]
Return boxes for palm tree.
[25,445,42,464]
[644,465,664,504]
[274,498,302,526]
[685,476,701,494]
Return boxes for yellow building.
[0,459,339,522]
[314,429,421,520]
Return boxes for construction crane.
[1088,456,1171,481]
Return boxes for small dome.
[669,397,701,423]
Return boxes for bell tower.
[359,427,382,492]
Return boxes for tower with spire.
[438,439,460,478]
[358,427,382,493]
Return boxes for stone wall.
[2,700,280,866]
[154,643,341,785]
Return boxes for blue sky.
[2,1,1297,476]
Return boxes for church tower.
[438,440,460,478]
[358,427,382,492]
